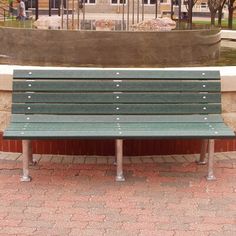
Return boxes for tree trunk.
[211,11,216,25]
[228,8,234,29]
[218,7,223,26]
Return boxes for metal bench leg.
[115,139,125,182]
[20,140,32,182]
[206,139,216,181]
[197,139,208,165]
[28,140,37,166]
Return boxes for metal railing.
[57,0,161,30]
[0,0,15,21]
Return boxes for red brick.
[24,206,57,214]
[6,212,40,221]
[0,219,22,227]
[121,208,153,216]
[105,213,137,223]
[122,222,156,231]
[43,200,76,208]
[20,220,55,229]
[10,200,44,208]
[139,230,174,236]
[38,213,73,222]
[0,234,18,236]
[189,223,223,231]
[0,206,26,214]
[202,216,236,225]
[58,194,90,202]
[87,221,122,230]
[223,168,236,174]
[105,201,137,209]
[174,231,210,236]
[77,169,104,177]
[53,220,88,229]
[137,215,170,223]
[185,210,216,217]
[0,200,13,207]
[167,202,198,211]
[71,213,105,222]
[0,227,36,235]
[70,228,105,236]
[0,213,8,220]
[31,227,71,236]
[171,164,197,172]
[105,229,140,236]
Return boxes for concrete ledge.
[221,76,236,92]
[0,74,12,91]
[221,30,236,40]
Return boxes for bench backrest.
[12,70,221,121]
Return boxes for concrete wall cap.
[1,65,236,76]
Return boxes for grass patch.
[193,19,236,30]
[0,19,34,29]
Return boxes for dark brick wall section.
[1,132,236,155]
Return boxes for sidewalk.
[0,152,235,236]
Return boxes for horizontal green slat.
[13,92,221,104]
[14,70,220,80]
[10,114,224,123]
[13,81,220,92]
[4,124,234,139]
[6,122,232,131]
[12,104,221,115]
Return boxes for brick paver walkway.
[0,152,235,236]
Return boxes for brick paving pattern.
[0,152,235,236]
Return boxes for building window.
[143,0,160,5]
[111,0,126,4]
[83,0,96,4]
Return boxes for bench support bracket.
[198,139,208,165]
[20,140,32,182]
[115,139,125,182]
[206,139,216,181]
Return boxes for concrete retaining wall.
[0,27,220,67]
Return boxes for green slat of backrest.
[13,80,220,92]
[11,114,224,123]
[12,104,221,115]
[13,70,220,80]
[12,93,221,104]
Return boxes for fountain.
[0,0,221,67]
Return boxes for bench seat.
[3,69,235,182]
[4,115,234,139]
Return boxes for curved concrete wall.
[0,27,220,67]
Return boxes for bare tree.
[184,0,198,26]
[218,0,227,26]
[208,0,223,25]
[184,0,198,13]
[227,0,236,29]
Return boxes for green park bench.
[3,69,235,182]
